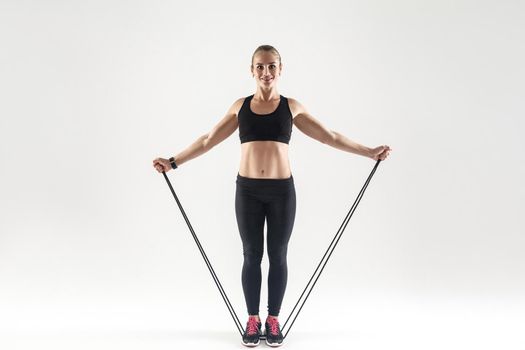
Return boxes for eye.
[257,66,263,70]
[270,64,276,69]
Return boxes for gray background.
[1,0,524,349]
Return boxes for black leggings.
[235,173,296,316]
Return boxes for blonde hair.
[251,45,282,67]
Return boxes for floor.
[1,295,523,350]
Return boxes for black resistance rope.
[161,159,382,338]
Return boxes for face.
[251,51,282,88]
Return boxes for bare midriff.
[238,141,291,179]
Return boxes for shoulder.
[284,96,307,119]
[228,96,249,117]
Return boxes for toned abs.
[238,141,291,179]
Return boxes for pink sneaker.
[242,315,262,347]
[264,316,283,347]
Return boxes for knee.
[243,248,263,266]
[268,247,288,266]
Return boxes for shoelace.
[246,317,260,335]
[267,317,280,336]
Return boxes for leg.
[266,184,296,317]
[235,183,266,316]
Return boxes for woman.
[153,45,391,347]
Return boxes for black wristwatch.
[169,157,178,169]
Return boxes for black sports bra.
[238,94,293,144]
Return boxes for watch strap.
[169,157,178,169]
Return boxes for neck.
[254,87,280,101]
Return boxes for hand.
[152,157,172,173]
[369,145,391,161]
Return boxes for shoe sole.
[241,340,260,347]
[265,339,283,347]
[263,331,283,347]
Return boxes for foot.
[264,316,284,347]
[242,315,262,347]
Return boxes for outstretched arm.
[289,98,391,161]
[153,98,242,172]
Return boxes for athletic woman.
[153,45,391,347]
